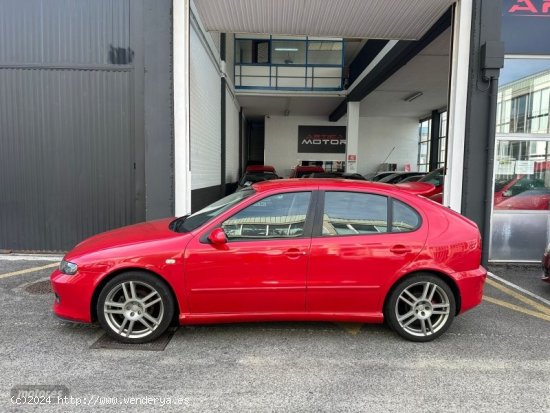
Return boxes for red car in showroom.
[51,179,486,343]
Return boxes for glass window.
[271,40,306,65]
[438,111,447,168]
[417,119,431,172]
[392,200,421,232]
[322,192,388,236]
[497,58,550,134]
[493,140,550,211]
[172,189,255,233]
[222,192,311,240]
[307,41,343,65]
[235,39,270,64]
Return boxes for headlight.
[59,260,78,275]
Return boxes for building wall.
[357,116,419,174]
[264,115,418,177]
[189,15,241,211]
[225,88,240,184]
[0,0,174,251]
[144,0,175,220]
[190,24,222,192]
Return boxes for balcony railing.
[234,36,344,91]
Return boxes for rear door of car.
[306,190,429,314]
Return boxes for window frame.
[313,190,422,238]
[212,190,318,243]
[417,118,432,172]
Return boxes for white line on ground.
[488,272,550,307]
[0,254,63,262]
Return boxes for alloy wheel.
[103,281,165,339]
[394,281,451,338]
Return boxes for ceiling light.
[403,92,423,102]
[274,47,298,52]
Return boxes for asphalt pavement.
[0,257,548,412]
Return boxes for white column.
[173,0,191,216]
[346,101,360,173]
[444,0,473,212]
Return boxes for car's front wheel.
[97,272,174,343]
[385,274,456,342]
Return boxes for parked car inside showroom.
[378,172,428,184]
[237,171,280,190]
[305,172,366,180]
[51,179,486,344]
[289,165,324,178]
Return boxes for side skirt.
[178,312,384,325]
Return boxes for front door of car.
[306,191,428,314]
[184,191,314,314]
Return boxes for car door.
[184,191,315,314]
[306,190,428,315]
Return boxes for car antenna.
[381,147,396,165]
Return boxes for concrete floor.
[0,257,548,412]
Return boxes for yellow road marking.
[335,322,363,335]
[483,296,550,322]
[486,278,550,316]
[0,263,59,280]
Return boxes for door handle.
[390,245,412,254]
[284,248,307,258]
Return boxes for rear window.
[320,192,421,236]
[392,199,421,232]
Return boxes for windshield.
[170,189,254,233]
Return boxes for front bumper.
[454,266,487,314]
[50,269,95,323]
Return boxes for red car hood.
[66,218,180,259]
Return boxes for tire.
[97,271,174,344]
[385,274,456,342]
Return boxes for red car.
[289,165,324,178]
[245,165,276,173]
[51,179,486,343]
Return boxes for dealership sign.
[502,0,550,54]
[298,126,346,154]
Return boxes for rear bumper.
[50,269,95,323]
[454,266,487,314]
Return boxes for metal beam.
[329,8,452,122]
[460,0,503,265]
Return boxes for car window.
[172,189,254,233]
[222,192,311,240]
[322,192,388,236]
[392,199,421,232]
[508,177,545,197]
[378,174,398,183]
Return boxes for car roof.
[252,178,395,193]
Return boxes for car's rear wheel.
[385,274,456,342]
[97,272,174,343]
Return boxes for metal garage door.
[0,0,141,251]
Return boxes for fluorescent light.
[274,47,298,52]
[403,92,423,102]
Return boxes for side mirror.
[208,228,228,245]
[503,190,512,198]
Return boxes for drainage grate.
[90,328,177,351]
[24,280,52,295]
